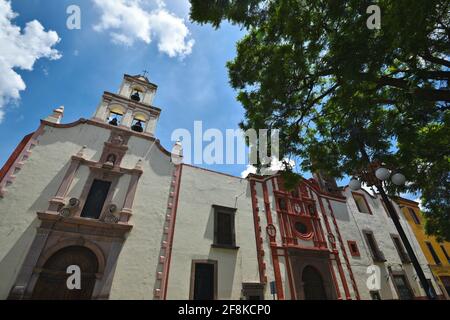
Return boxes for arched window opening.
[107,107,124,126]
[108,112,122,126]
[130,88,143,102]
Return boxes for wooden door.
[32,246,98,300]
[302,265,328,300]
[193,263,215,300]
[393,275,414,300]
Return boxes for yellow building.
[395,197,450,299]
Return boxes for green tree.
[190,0,450,241]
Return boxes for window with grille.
[440,245,450,263]
[426,242,442,265]
[353,193,371,214]
[213,205,237,248]
[407,207,421,224]
[393,275,414,300]
[363,231,386,262]
[391,235,410,263]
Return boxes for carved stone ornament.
[59,208,71,218]
[111,134,124,145]
[103,213,119,224]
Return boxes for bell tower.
[93,73,161,135]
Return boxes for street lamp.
[349,163,435,300]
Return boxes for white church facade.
[0,74,442,300]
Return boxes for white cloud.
[265,157,295,173]
[240,165,257,178]
[414,198,425,211]
[241,157,296,178]
[361,182,376,196]
[0,0,61,123]
[93,0,194,58]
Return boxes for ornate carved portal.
[289,250,337,300]
[8,218,129,300]
[31,246,98,300]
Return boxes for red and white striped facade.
[247,174,360,300]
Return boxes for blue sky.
[0,1,420,202]
[0,0,255,177]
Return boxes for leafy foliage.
[190,0,450,240]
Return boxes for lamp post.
[349,162,435,299]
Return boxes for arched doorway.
[32,246,98,300]
[302,265,328,300]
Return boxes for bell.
[131,120,144,133]
[109,117,118,126]
[130,91,141,102]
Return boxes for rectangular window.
[393,274,414,300]
[440,245,450,263]
[407,207,421,224]
[381,200,399,219]
[80,179,111,219]
[347,240,360,257]
[364,231,386,262]
[352,193,371,214]
[190,260,217,300]
[391,235,410,263]
[426,242,442,265]
[213,205,237,248]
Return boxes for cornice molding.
[40,118,172,157]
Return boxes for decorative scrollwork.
[104,213,119,224]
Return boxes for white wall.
[0,123,109,298]
[339,187,440,299]
[0,121,176,299]
[167,165,260,300]
[108,135,175,299]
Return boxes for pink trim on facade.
[313,191,345,299]
[156,164,183,300]
[262,180,284,299]
[249,179,267,284]
[48,158,81,211]
[328,259,342,300]
[0,133,33,184]
[119,173,141,224]
[0,125,45,197]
